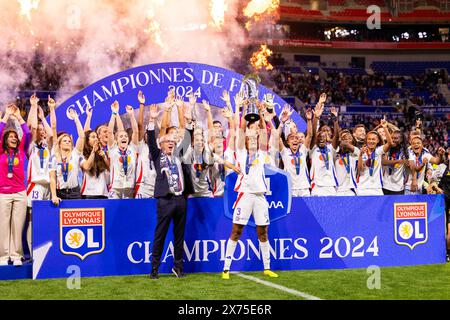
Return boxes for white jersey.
[357,146,385,190]
[382,149,407,192]
[110,143,138,190]
[234,149,273,194]
[51,149,83,190]
[135,141,156,198]
[309,144,338,188]
[210,148,235,197]
[27,140,52,186]
[183,145,214,197]
[81,162,109,197]
[280,145,310,190]
[335,147,360,192]
[405,149,433,190]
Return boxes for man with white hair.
[146,108,194,280]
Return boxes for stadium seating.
[322,67,367,75]
[371,61,450,75]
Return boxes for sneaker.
[222,271,230,280]
[172,267,185,278]
[150,268,158,280]
[447,254,450,263]
[263,270,279,278]
[0,260,9,266]
[12,260,23,266]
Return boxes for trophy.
[241,73,261,122]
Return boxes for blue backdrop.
[32,195,445,279]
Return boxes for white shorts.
[109,188,135,199]
[232,193,269,226]
[292,188,310,197]
[27,183,50,207]
[135,183,155,199]
[356,188,384,196]
[336,188,357,196]
[311,186,337,197]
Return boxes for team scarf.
[160,152,181,193]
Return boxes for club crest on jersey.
[60,208,105,260]
[394,202,428,250]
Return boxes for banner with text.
[32,195,446,279]
[54,62,306,138]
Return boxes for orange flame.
[250,44,273,71]
[243,0,279,20]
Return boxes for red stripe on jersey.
[27,161,33,185]
[80,175,87,194]
[27,182,36,196]
[234,175,244,192]
[232,192,244,209]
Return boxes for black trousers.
[382,188,405,195]
[152,194,187,270]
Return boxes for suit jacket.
[147,128,194,198]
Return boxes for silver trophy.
[241,74,261,122]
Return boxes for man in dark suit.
[147,117,194,279]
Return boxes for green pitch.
[1,264,449,300]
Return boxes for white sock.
[260,240,270,270]
[223,239,237,271]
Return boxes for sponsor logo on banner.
[394,202,428,249]
[223,166,292,227]
[60,208,105,260]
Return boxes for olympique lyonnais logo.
[394,202,428,250]
[60,208,105,260]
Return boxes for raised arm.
[160,89,175,137]
[107,101,119,148]
[83,104,93,132]
[430,147,446,165]
[146,107,161,162]
[258,102,268,152]
[312,93,326,146]
[137,90,146,141]
[38,106,53,146]
[48,96,57,140]
[222,104,235,151]
[69,109,85,153]
[126,105,139,146]
[380,117,393,154]
[201,100,214,141]
[28,95,39,142]
[304,107,313,149]
[330,106,340,150]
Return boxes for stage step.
[0,262,32,281]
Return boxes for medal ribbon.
[61,157,69,183]
[120,149,128,175]
[7,151,15,177]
